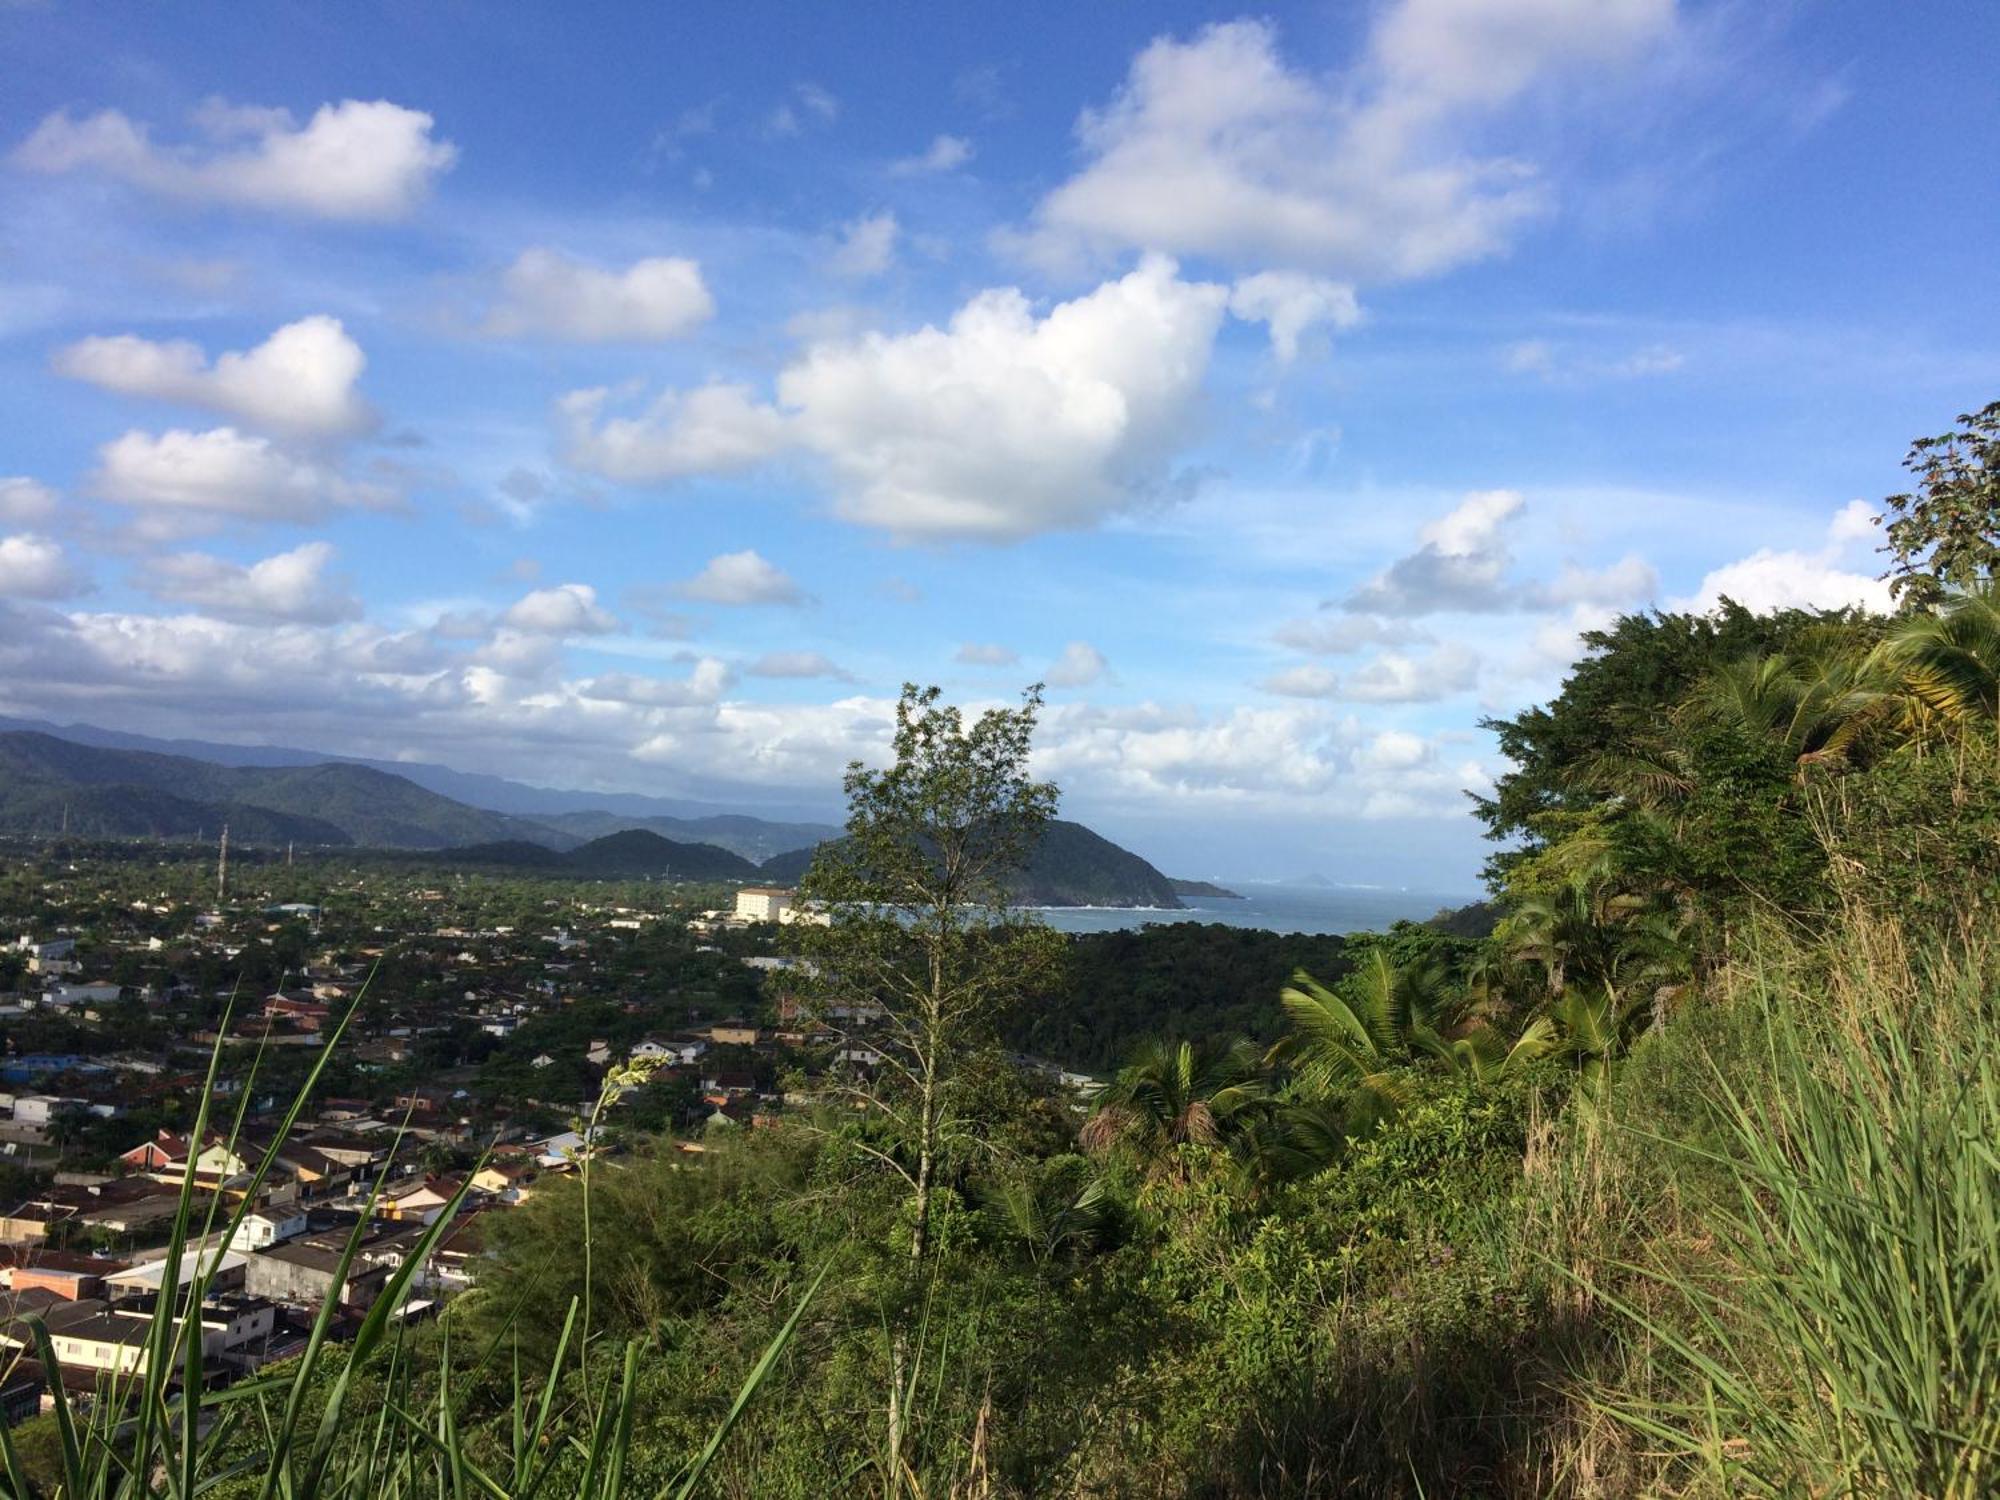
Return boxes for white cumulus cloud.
[147,540,360,624]
[14,98,456,220]
[558,383,787,484]
[1014,5,1673,278]
[1674,503,1894,616]
[560,258,1229,541]
[673,550,806,606]
[1044,641,1109,688]
[0,478,58,525]
[502,583,620,636]
[55,315,373,439]
[484,248,714,342]
[779,255,1228,540]
[0,534,88,600]
[1346,489,1526,614]
[1228,272,1362,362]
[1261,644,1478,702]
[91,426,395,531]
[831,212,899,278]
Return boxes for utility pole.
[217,824,229,904]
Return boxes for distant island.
[1169,878,1245,899]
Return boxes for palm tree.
[1264,957,1444,1127]
[1501,878,1630,997]
[1886,582,2000,735]
[1080,1036,1265,1168]
[1689,647,1893,774]
[1544,987,1649,1103]
[1225,1095,1356,1190]
[1582,639,1895,830]
[1605,904,1697,1029]
[981,1160,1110,1267]
[1413,1014,1557,1085]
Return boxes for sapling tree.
[788,682,1063,1481]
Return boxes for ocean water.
[1029,880,1480,937]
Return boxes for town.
[0,838,946,1419]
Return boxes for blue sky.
[2,0,1997,888]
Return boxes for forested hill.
[530,809,838,863]
[442,829,759,878]
[0,732,571,850]
[757,818,1185,908]
[564,829,759,879]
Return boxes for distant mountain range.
[0,732,556,850]
[0,724,1191,908]
[0,714,838,826]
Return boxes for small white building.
[12,1094,82,1127]
[631,1035,706,1066]
[229,1208,309,1253]
[734,887,794,923]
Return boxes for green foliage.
[1007,921,1353,1071]
[1472,603,1874,882]
[1881,398,2000,606]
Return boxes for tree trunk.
[888,1023,940,1492]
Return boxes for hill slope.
[532,809,837,863]
[758,819,1185,909]
[0,732,569,850]
[566,829,760,880]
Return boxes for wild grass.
[0,984,816,1500]
[1572,924,2000,1496]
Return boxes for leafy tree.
[1473,604,1877,883]
[1881,399,2000,606]
[788,682,1063,1476]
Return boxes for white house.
[44,981,122,1008]
[11,1095,82,1127]
[630,1035,706,1066]
[229,1208,308,1252]
[533,1130,598,1168]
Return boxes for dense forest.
[9,403,1999,1497]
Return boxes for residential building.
[734,887,794,923]
[228,1209,308,1253]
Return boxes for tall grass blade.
[666,1260,830,1500]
